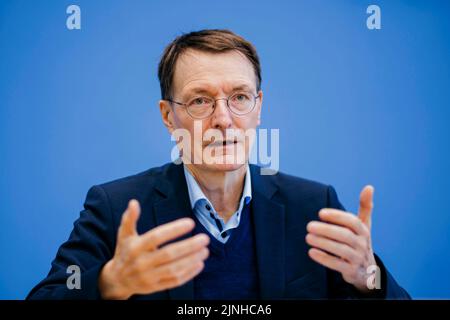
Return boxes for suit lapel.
[250,165,286,299]
[152,163,195,300]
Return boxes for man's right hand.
[98,199,209,299]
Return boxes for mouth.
[207,138,238,148]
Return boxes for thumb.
[118,199,141,240]
[358,185,374,230]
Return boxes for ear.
[256,90,263,126]
[159,100,175,134]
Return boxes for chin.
[203,160,247,173]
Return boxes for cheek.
[171,109,191,129]
[247,103,262,126]
[237,114,259,130]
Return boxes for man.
[28,29,410,300]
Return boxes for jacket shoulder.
[98,162,170,190]
[254,165,331,198]
[274,170,329,191]
[85,162,175,211]
[268,168,344,211]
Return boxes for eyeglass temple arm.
[166,99,185,106]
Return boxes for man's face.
[159,49,263,173]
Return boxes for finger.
[137,218,196,251]
[156,260,205,291]
[306,233,360,263]
[153,247,209,282]
[358,185,374,230]
[118,199,141,240]
[144,233,210,267]
[308,248,349,274]
[307,221,362,250]
[319,208,368,237]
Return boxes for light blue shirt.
[183,165,252,243]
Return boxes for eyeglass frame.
[165,91,261,119]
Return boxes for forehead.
[172,49,257,96]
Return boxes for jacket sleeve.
[325,185,411,299]
[26,185,116,300]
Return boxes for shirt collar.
[183,164,252,210]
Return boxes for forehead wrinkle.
[174,52,215,96]
[184,77,254,91]
[173,49,257,98]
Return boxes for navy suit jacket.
[27,162,410,300]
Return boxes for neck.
[185,164,247,222]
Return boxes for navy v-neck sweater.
[192,201,260,300]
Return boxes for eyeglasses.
[166,91,260,119]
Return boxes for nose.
[210,98,233,130]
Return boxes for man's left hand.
[306,185,377,293]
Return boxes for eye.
[232,93,251,103]
[189,97,211,107]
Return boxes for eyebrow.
[184,84,256,97]
[230,84,254,92]
[186,88,213,96]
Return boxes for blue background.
[1,0,449,299]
